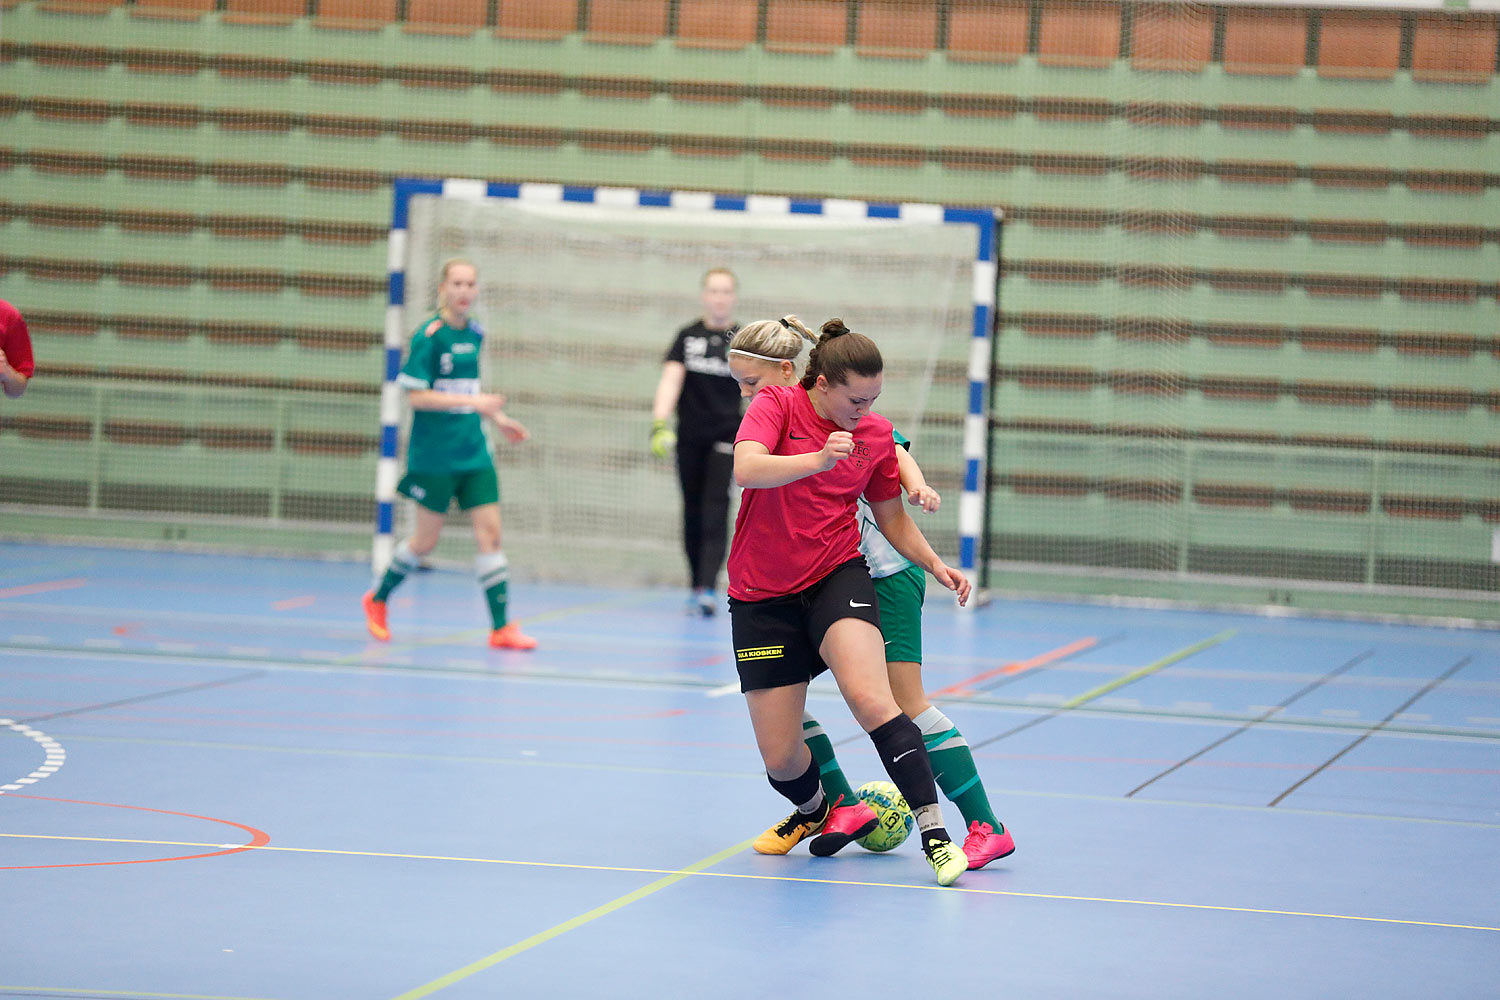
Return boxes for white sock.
[475,550,508,589]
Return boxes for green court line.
[5,833,1496,936]
[385,839,756,1000]
[1061,629,1239,709]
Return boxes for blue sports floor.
[2,541,1497,999]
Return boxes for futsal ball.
[854,780,914,852]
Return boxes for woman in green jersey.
[362,258,537,650]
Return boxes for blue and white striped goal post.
[379,178,1000,597]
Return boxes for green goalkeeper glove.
[650,419,676,458]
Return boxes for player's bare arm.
[490,411,529,443]
[732,432,852,489]
[651,361,686,424]
[0,346,25,398]
[895,447,939,513]
[868,495,971,605]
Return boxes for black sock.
[869,713,939,811]
[870,715,953,845]
[767,757,825,815]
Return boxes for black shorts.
[728,556,882,693]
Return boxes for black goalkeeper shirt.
[664,319,742,443]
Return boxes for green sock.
[477,551,509,629]
[913,706,1003,832]
[480,551,510,629]
[802,713,855,805]
[374,542,420,602]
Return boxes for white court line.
[0,719,66,796]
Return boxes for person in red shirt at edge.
[0,299,35,399]
[727,315,971,886]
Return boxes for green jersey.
[857,428,915,579]
[397,313,491,475]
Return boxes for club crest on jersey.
[851,439,871,469]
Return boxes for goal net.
[382,181,996,588]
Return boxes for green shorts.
[398,467,500,513]
[873,563,925,664]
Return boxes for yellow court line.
[6,833,1495,937]
[1062,629,1238,709]
[387,838,756,1000]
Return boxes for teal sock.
[802,713,856,804]
[374,542,420,602]
[477,550,508,629]
[913,706,1003,832]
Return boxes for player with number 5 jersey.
[362,257,537,651]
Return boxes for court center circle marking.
[0,794,270,870]
[0,718,66,794]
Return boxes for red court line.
[0,577,88,599]
[931,637,1098,698]
[0,793,270,870]
[272,594,317,610]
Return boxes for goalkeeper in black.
[649,267,742,616]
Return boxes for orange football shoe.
[488,622,538,650]
[361,591,389,641]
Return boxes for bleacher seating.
[1221,7,1307,76]
[312,0,396,30]
[586,0,671,43]
[2,0,1495,597]
[854,0,939,59]
[496,0,578,39]
[675,0,760,49]
[1411,12,1500,84]
[1129,3,1213,72]
[764,0,848,52]
[1037,0,1120,68]
[1317,11,1402,80]
[403,0,487,35]
[222,1,306,26]
[131,0,213,18]
[946,0,1028,62]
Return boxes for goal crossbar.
[379,177,1000,583]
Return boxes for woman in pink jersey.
[727,316,971,886]
[0,299,34,399]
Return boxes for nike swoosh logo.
[789,433,810,440]
[849,600,871,608]
[893,748,918,763]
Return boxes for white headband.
[728,348,792,363]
